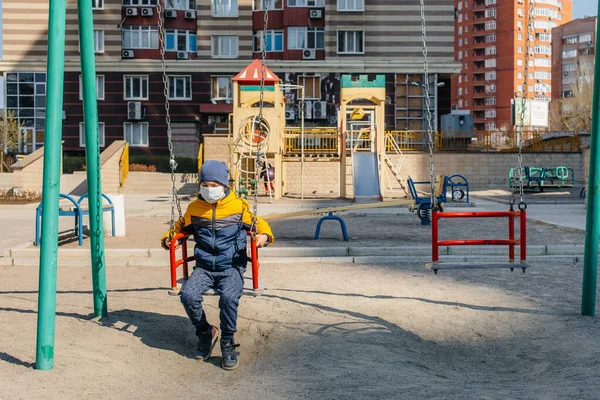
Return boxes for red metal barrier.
[431,209,527,264]
[169,231,259,292]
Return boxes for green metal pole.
[78,0,107,317]
[35,0,66,370]
[581,3,600,316]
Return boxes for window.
[6,72,46,152]
[124,123,149,147]
[562,49,576,59]
[298,76,320,99]
[517,46,523,53]
[212,35,238,58]
[537,33,551,42]
[534,20,557,30]
[562,90,573,98]
[485,109,496,118]
[535,58,551,67]
[579,33,593,43]
[535,71,550,80]
[458,50,462,61]
[92,0,103,9]
[562,76,576,85]
[166,30,197,52]
[535,83,550,93]
[212,0,238,16]
[518,33,523,40]
[517,59,523,66]
[458,26,463,36]
[287,27,325,50]
[289,0,324,6]
[485,21,496,30]
[486,84,496,93]
[458,99,463,108]
[80,122,105,147]
[166,0,195,9]
[485,121,496,130]
[517,85,523,92]
[122,26,158,49]
[484,58,496,68]
[211,76,233,101]
[337,31,364,54]
[563,63,576,72]
[458,14,463,23]
[336,0,362,10]
[168,76,192,100]
[124,76,148,100]
[94,30,104,53]
[517,72,523,79]
[79,75,105,100]
[253,0,282,10]
[484,8,496,17]
[458,87,463,96]
[485,46,496,55]
[485,71,496,80]
[534,7,558,18]
[458,38,462,47]
[535,45,551,55]
[485,34,495,43]
[122,0,157,5]
[253,30,283,52]
[485,97,496,105]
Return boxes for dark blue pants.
[180,266,245,338]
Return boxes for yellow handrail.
[119,142,129,188]
[197,143,204,173]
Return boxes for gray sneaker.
[221,338,240,371]
[195,325,219,361]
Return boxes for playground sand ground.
[57,212,585,249]
[1,258,600,399]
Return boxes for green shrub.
[129,155,197,173]
[63,157,86,174]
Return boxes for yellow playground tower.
[230,60,285,200]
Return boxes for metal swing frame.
[161,2,270,296]
[420,0,531,272]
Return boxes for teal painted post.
[78,0,107,317]
[35,0,67,370]
[581,2,600,316]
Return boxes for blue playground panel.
[35,193,116,246]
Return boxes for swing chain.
[251,7,269,235]
[157,0,182,238]
[515,0,534,206]
[420,0,436,210]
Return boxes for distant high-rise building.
[452,0,572,131]
[551,16,596,101]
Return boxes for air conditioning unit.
[588,41,593,46]
[312,101,326,119]
[184,10,196,19]
[121,49,135,59]
[141,7,153,16]
[302,49,316,60]
[309,9,322,18]
[176,51,189,60]
[303,101,313,119]
[127,101,143,120]
[564,71,569,76]
[125,7,138,16]
[165,9,177,18]
[285,109,296,120]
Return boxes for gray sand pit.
[56,212,584,249]
[1,260,599,399]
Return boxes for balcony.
[473,73,485,82]
[473,49,486,58]
[473,60,485,69]
[474,110,485,119]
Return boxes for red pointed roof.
[232,59,281,84]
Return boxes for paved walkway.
[0,193,588,254]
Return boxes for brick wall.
[282,159,340,197]
[203,134,230,167]
[12,147,47,193]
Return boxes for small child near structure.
[161,160,274,370]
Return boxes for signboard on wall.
[513,99,549,128]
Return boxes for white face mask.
[200,186,225,203]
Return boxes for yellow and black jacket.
[161,189,274,271]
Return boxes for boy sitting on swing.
[161,160,274,370]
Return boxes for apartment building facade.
[551,16,596,101]
[452,0,572,131]
[0,0,459,155]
